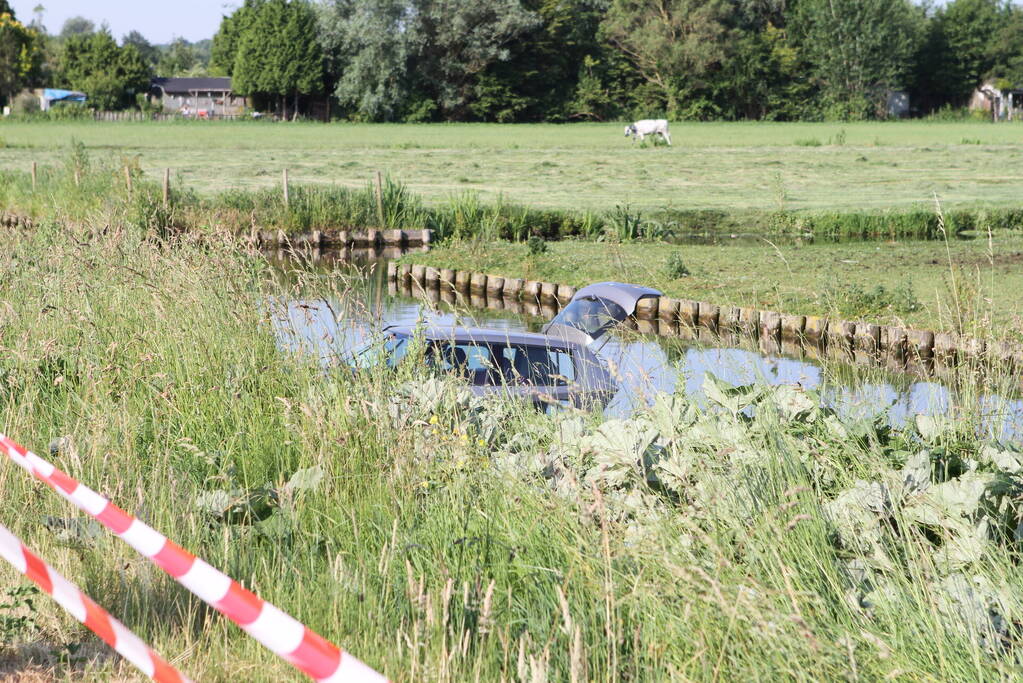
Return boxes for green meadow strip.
[1,153,1021,243]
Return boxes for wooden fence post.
[124,165,133,198]
[375,170,385,227]
[283,168,290,208]
[30,162,36,192]
[162,168,170,208]
[73,166,80,187]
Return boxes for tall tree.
[210,0,263,76]
[317,0,413,120]
[601,0,732,118]
[232,0,323,117]
[319,0,538,121]
[989,5,1023,87]
[475,0,612,122]
[411,0,540,121]
[919,0,1008,108]
[0,10,42,106]
[714,22,814,120]
[57,30,151,109]
[157,37,199,76]
[789,0,925,119]
[59,16,95,39]
[122,30,159,68]
[279,0,323,113]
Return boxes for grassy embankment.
[1,119,1022,238]
[406,236,1023,338]
[6,201,1023,678]
[3,207,1023,680]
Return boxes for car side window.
[551,350,575,383]
[461,344,492,371]
[498,345,575,386]
[425,342,493,381]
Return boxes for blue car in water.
[362,282,662,408]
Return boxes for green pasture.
[411,235,1023,335]
[1,120,1021,213]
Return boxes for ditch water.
[666,230,987,246]
[270,249,1023,441]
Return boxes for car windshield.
[359,333,576,387]
[362,335,572,386]
[352,333,409,369]
[461,342,576,386]
[546,297,628,340]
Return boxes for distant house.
[149,77,245,117]
[970,80,1023,121]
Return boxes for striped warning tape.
[0,521,189,682]
[0,434,386,682]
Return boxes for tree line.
[2,0,1022,120]
[0,2,212,112]
[217,0,1023,121]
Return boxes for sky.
[9,0,1022,44]
[9,1,237,44]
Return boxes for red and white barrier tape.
[0,521,189,682]
[0,434,386,683]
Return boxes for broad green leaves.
[284,465,325,494]
[914,414,955,442]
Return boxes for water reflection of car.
[359,282,662,408]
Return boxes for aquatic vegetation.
[390,369,1023,668]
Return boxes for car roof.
[570,282,662,312]
[384,325,579,349]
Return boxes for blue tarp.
[42,89,86,103]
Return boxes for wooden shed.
[150,78,245,117]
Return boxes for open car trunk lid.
[542,282,662,346]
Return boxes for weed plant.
[2,220,1023,679]
[664,251,691,279]
[817,281,923,320]
[526,235,548,256]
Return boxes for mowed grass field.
[1,120,1021,212]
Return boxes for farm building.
[970,80,1023,121]
[149,77,245,117]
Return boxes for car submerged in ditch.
[353,282,662,408]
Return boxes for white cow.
[624,119,672,146]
